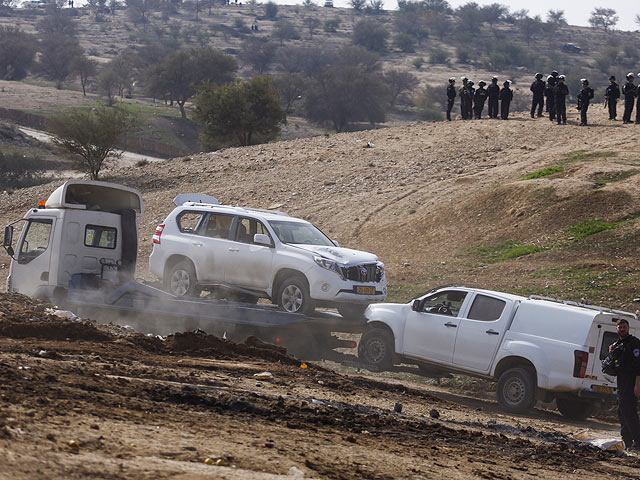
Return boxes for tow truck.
[2,180,362,360]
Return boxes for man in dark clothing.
[499,80,513,120]
[605,75,620,120]
[622,73,636,124]
[530,73,545,118]
[446,77,456,121]
[576,79,594,126]
[544,75,557,122]
[636,73,640,124]
[473,81,488,119]
[461,80,474,120]
[487,76,500,119]
[610,318,640,450]
[554,75,569,125]
[459,77,469,120]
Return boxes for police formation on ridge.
[446,72,640,126]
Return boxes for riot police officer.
[462,80,475,120]
[473,80,488,119]
[636,73,640,124]
[610,318,640,450]
[622,73,636,124]
[499,80,513,120]
[459,77,469,120]
[554,75,569,125]
[487,76,500,119]
[530,72,545,118]
[446,77,456,121]
[545,75,557,122]
[577,79,594,126]
[605,75,620,120]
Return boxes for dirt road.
[1,292,638,480]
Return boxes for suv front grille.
[341,263,383,282]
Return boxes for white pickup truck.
[358,286,638,419]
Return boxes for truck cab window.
[85,225,117,249]
[421,290,467,317]
[467,295,506,321]
[18,219,52,264]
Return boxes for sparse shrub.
[455,45,470,64]
[264,1,278,19]
[136,158,149,167]
[0,150,49,190]
[429,48,448,64]
[394,33,416,53]
[412,57,425,69]
[415,85,444,121]
[352,19,389,53]
[324,18,340,33]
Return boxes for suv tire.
[165,260,199,297]
[277,275,314,315]
[358,327,394,372]
[337,304,367,321]
[496,367,537,413]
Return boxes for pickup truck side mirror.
[411,299,422,312]
[3,226,14,257]
[253,233,272,247]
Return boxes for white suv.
[149,197,387,318]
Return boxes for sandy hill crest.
[1,108,640,309]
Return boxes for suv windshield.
[268,220,334,246]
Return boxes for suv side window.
[203,213,234,239]
[600,331,619,361]
[177,211,205,234]
[467,294,506,321]
[236,217,272,244]
[421,290,467,317]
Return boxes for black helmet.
[551,70,558,76]
[478,80,486,87]
[609,75,616,81]
[467,80,474,86]
[627,72,635,79]
[535,73,543,79]
[491,76,498,82]
[503,80,511,86]
[449,77,456,83]
[581,78,589,86]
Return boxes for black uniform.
[459,82,469,120]
[545,77,557,121]
[446,84,457,121]
[487,81,500,118]
[622,81,636,123]
[636,87,640,124]
[605,81,620,120]
[460,85,474,120]
[473,87,488,119]
[577,86,594,125]
[615,334,640,448]
[530,79,545,117]
[499,86,513,120]
[554,82,569,124]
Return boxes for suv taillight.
[152,224,165,244]
[573,350,589,378]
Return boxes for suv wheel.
[496,367,537,413]
[277,275,314,315]
[358,327,394,372]
[165,260,198,297]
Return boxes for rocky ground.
[2,292,640,480]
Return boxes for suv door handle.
[486,329,499,335]
[192,242,203,247]
[228,247,240,252]
[444,322,457,328]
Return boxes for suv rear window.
[177,211,204,234]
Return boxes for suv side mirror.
[411,299,422,312]
[3,226,14,257]
[332,239,340,247]
[253,233,272,247]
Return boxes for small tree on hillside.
[546,9,567,25]
[194,76,286,149]
[481,3,507,30]
[367,0,384,13]
[36,37,83,89]
[241,38,279,73]
[589,8,618,32]
[49,106,137,180]
[303,16,321,38]
[264,1,278,19]
[0,27,37,81]
[74,55,98,96]
[352,19,389,53]
[519,15,543,45]
[455,2,482,33]
[350,0,366,12]
[384,69,418,108]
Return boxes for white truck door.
[224,217,273,290]
[403,289,469,364]
[10,217,55,297]
[452,293,510,373]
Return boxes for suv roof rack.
[528,295,637,320]
[181,202,290,217]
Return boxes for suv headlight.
[314,255,345,279]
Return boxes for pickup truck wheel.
[556,396,597,420]
[337,304,367,321]
[277,275,314,315]
[358,327,393,372]
[165,260,199,297]
[496,367,537,413]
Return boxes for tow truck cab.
[3,180,144,301]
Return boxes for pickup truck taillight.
[152,224,165,244]
[573,350,589,378]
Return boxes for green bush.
[521,166,564,180]
[568,220,621,240]
[0,151,49,190]
[470,240,543,263]
[394,33,416,53]
[429,48,448,64]
[324,18,340,33]
[265,2,278,19]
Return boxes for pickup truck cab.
[358,286,637,419]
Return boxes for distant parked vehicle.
[562,43,582,54]
[23,0,48,8]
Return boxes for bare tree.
[73,56,98,96]
[589,8,618,32]
[350,0,365,12]
[635,14,640,29]
[384,69,418,108]
[303,16,321,38]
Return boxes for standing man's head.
[551,70,559,77]
[617,318,630,339]
[478,80,486,88]
[627,73,635,83]
[461,76,468,85]
[535,73,543,80]
[491,76,498,84]
[610,75,616,83]
[503,80,511,87]
[558,75,566,83]
[581,78,589,88]
[449,77,456,84]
